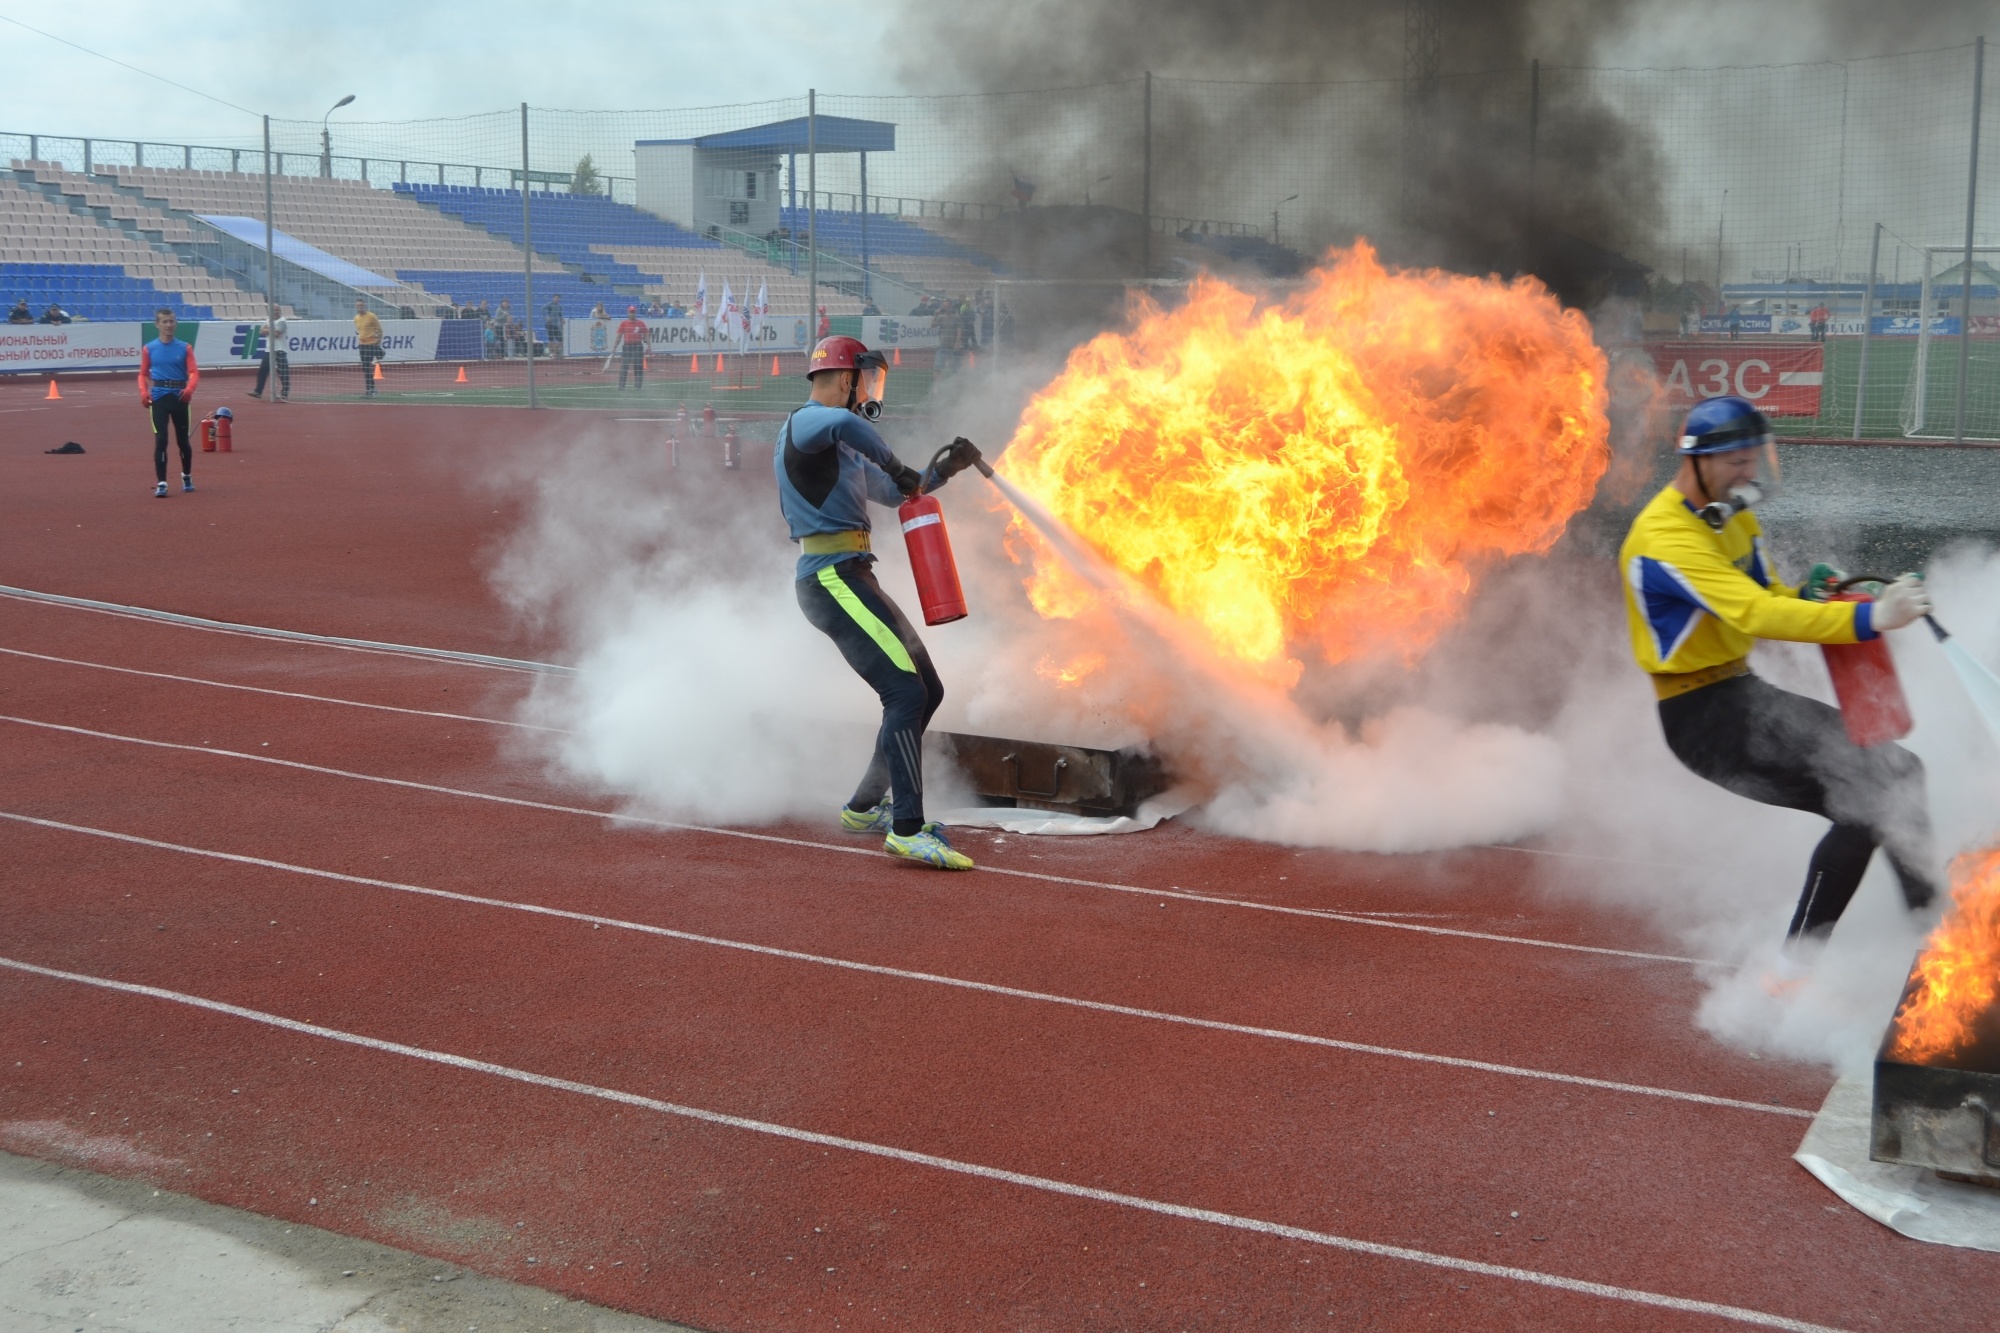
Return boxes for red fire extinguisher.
[213,405,233,453]
[199,414,217,452]
[721,423,740,470]
[1823,582,1913,747]
[899,491,967,625]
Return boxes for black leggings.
[149,398,190,482]
[796,558,945,835]
[619,342,644,389]
[1658,673,1937,939]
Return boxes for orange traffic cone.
[45,378,61,400]
[891,347,901,367]
[454,365,468,384]
[373,360,384,381]
[968,351,978,369]
[715,353,726,373]
[690,354,700,373]
[770,356,781,376]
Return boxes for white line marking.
[0,585,567,675]
[0,810,1800,1117]
[0,647,560,732]
[0,713,1713,967]
[0,955,1849,1333]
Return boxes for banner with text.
[1650,343,1825,417]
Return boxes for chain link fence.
[3,42,1993,430]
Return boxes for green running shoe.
[838,797,893,835]
[883,824,974,871]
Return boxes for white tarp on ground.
[931,791,1196,836]
[1795,1070,2000,1252]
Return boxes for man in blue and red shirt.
[137,308,199,498]
[615,305,648,390]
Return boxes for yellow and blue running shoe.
[839,797,894,834]
[883,823,974,871]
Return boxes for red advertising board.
[1649,342,1824,417]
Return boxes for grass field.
[1777,336,2000,439]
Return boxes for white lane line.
[0,955,1848,1333]
[0,647,560,732]
[0,585,567,676]
[0,713,1713,967]
[0,810,1801,1118]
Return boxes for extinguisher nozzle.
[1925,614,1950,642]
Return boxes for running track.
[3,376,1994,1331]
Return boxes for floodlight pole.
[1142,71,1154,277]
[522,102,536,409]
[1854,221,1881,437]
[1955,35,1984,446]
[263,116,277,363]
[807,89,818,336]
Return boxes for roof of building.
[637,115,896,155]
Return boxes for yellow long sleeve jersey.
[1619,485,1873,679]
[354,311,383,346]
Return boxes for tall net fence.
[2,42,1993,431]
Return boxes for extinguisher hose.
[1831,574,1948,642]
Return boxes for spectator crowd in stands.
[9,296,72,324]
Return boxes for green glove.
[1802,562,1845,602]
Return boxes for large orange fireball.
[997,243,1609,673]
[1888,846,2000,1065]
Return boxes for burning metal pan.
[929,732,1169,819]
[1871,961,2000,1188]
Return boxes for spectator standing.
[248,315,290,401]
[1726,305,1742,341]
[590,301,609,321]
[7,298,32,324]
[817,305,830,339]
[1808,302,1830,342]
[544,294,565,359]
[615,304,648,390]
[38,302,71,325]
[138,308,199,497]
[354,299,384,397]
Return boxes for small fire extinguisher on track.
[1822,576,1914,747]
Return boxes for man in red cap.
[615,305,648,390]
[776,335,976,870]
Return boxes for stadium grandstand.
[3,166,269,319]
[778,205,1004,305]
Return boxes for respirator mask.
[851,356,889,422]
[1683,413,1781,531]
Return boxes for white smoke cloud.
[487,382,2000,1074]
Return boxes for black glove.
[921,437,989,492]
[890,461,925,497]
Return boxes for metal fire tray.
[1870,965,2000,1186]
[929,731,1169,819]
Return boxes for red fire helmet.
[807,335,886,378]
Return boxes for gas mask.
[851,360,888,421]
[1690,437,1782,531]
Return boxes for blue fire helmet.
[213,405,234,419]
[1678,395,1770,455]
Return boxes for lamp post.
[321,94,355,179]
[1273,194,1299,246]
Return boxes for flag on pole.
[751,282,769,343]
[695,272,708,321]
[716,281,736,340]
[737,279,753,347]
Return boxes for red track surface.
[4,376,1996,1331]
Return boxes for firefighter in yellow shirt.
[354,298,384,399]
[1620,395,1936,943]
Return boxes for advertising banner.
[0,321,153,373]
[268,319,444,365]
[564,313,940,359]
[1650,342,1824,417]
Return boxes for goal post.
[1900,244,2000,440]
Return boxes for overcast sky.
[1,1,1987,149]
[0,3,894,146]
